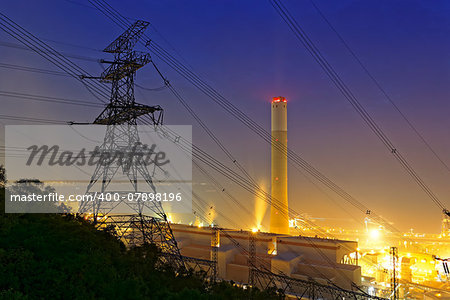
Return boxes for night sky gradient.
[1,0,449,233]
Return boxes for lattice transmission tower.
[390,247,399,300]
[78,20,184,270]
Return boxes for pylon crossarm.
[103,20,150,53]
[101,52,151,81]
[94,103,163,125]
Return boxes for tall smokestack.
[270,96,289,235]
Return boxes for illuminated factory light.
[167,214,173,223]
[370,228,381,240]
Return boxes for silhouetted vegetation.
[0,165,5,187]
[0,184,281,299]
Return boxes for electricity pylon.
[78,20,184,270]
[390,247,399,300]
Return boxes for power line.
[0,90,103,107]
[151,60,259,187]
[270,0,447,212]
[43,37,102,52]
[0,114,68,124]
[100,2,406,231]
[0,62,70,76]
[0,61,166,93]
[0,8,408,290]
[85,0,432,241]
[150,59,362,234]
[0,13,110,103]
[135,83,167,92]
[138,120,385,290]
[309,0,450,174]
[5,0,418,288]
[0,40,100,62]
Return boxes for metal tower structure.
[248,231,257,287]
[390,247,399,300]
[211,226,219,282]
[78,20,183,270]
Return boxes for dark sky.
[1,0,449,233]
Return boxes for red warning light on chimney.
[272,97,287,103]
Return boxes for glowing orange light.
[272,96,287,103]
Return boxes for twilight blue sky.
[1,0,449,233]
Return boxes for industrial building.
[171,223,361,290]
